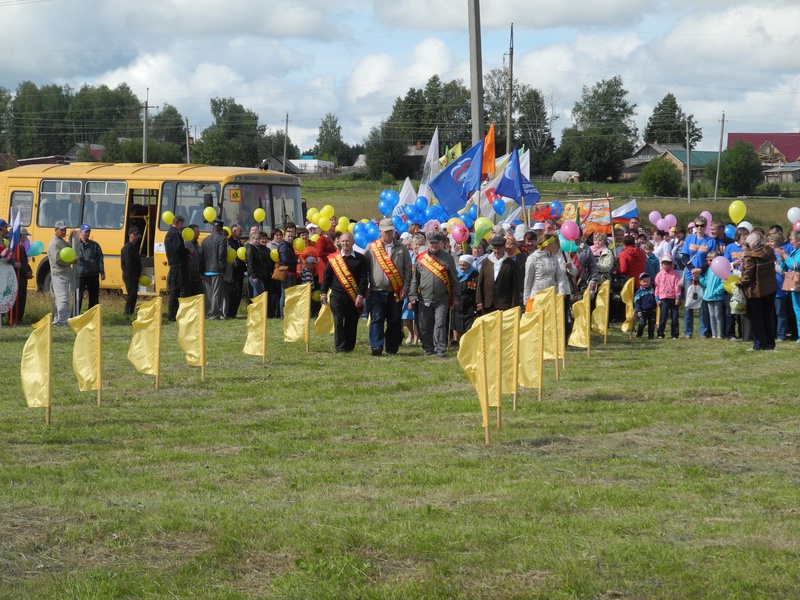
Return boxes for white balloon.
[787,207,800,224]
[739,220,753,232]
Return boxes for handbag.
[272,265,289,282]
[730,286,747,315]
[782,270,800,293]
[685,283,703,309]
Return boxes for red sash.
[329,253,359,306]
[369,240,404,296]
[417,251,453,306]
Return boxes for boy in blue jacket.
[634,272,657,339]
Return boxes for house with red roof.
[727,133,800,168]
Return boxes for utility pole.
[142,88,150,163]
[282,112,289,173]
[468,0,484,144]
[686,118,691,204]
[714,112,725,202]
[185,118,191,164]
[505,24,514,154]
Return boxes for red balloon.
[561,221,580,241]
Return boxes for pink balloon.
[452,224,469,243]
[649,210,662,226]
[664,214,677,228]
[656,218,668,231]
[701,210,713,223]
[711,256,732,280]
[561,220,580,241]
[793,220,800,232]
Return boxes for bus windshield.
[221,183,302,233]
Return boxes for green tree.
[568,76,637,181]
[193,98,265,167]
[639,156,682,196]
[314,113,346,165]
[150,103,186,145]
[10,81,73,157]
[643,93,702,149]
[0,86,10,154]
[706,141,762,196]
[364,119,408,179]
[256,128,300,162]
[67,83,141,142]
[517,87,555,175]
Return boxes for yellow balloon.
[138,275,151,287]
[338,216,349,226]
[226,248,236,263]
[270,248,279,262]
[310,212,320,225]
[446,217,464,233]
[182,227,194,241]
[361,219,369,225]
[237,246,247,261]
[307,207,319,221]
[311,290,321,302]
[318,216,331,231]
[293,238,306,252]
[253,208,266,223]
[203,206,217,223]
[310,233,320,243]
[729,200,746,224]
[723,274,740,294]
[162,211,174,225]
[320,205,335,219]
[223,226,232,238]
[348,223,355,234]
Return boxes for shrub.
[640,157,682,196]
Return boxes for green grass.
[2,292,800,598]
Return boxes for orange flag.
[482,122,496,178]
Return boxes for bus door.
[127,188,159,295]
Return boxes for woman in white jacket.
[523,233,572,308]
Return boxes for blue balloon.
[379,190,390,202]
[492,199,506,215]
[435,205,448,221]
[392,215,403,229]
[424,206,438,222]
[378,200,391,217]
[27,240,44,257]
[354,232,367,248]
[468,204,478,220]
[386,190,400,208]
[549,201,563,219]
[724,224,736,239]
[558,233,577,253]
[403,205,416,219]
[397,221,408,234]
[415,196,428,212]
[366,221,380,236]
[460,214,474,229]
[353,221,366,235]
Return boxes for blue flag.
[429,140,484,214]
[495,147,541,205]
[7,208,21,258]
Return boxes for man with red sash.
[408,231,461,358]
[320,232,368,353]
[363,218,412,356]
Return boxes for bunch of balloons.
[307,205,340,233]
[353,220,380,248]
[787,207,800,232]
[378,190,400,217]
[648,211,678,232]
[27,240,44,257]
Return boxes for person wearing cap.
[654,253,681,339]
[453,254,479,344]
[46,220,76,325]
[320,231,368,353]
[121,227,143,316]
[634,272,657,339]
[363,218,412,356]
[407,231,460,358]
[523,233,571,309]
[199,219,229,319]
[476,235,521,315]
[165,214,189,321]
[76,224,105,312]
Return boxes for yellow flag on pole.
[620,278,636,333]
[457,318,490,428]
[439,142,462,168]
[21,314,51,408]
[518,311,544,390]
[243,292,268,358]
[177,294,205,367]
[68,304,101,392]
[128,296,162,376]
[530,286,558,360]
[283,284,311,343]
[568,288,592,349]
[591,280,610,336]
[314,302,334,335]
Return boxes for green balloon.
[59,247,76,263]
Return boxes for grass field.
[2,291,799,599]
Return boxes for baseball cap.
[20,227,29,235]
[661,255,673,262]
[54,220,66,229]
[212,219,224,228]
[532,222,545,231]
[639,272,651,279]
[514,225,528,242]
[80,224,91,232]
[0,219,8,228]
[128,227,141,236]
[400,232,412,241]
[305,256,317,263]
[379,218,395,232]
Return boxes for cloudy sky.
[1,0,799,155]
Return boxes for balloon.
[788,207,800,224]
[700,210,713,223]
[309,212,320,225]
[253,208,266,223]
[320,205,335,219]
[293,238,305,252]
[182,227,194,241]
[415,196,428,212]
[162,211,174,225]
[203,206,216,223]
[310,233,319,243]
[728,200,746,224]
[474,216,493,232]
[793,220,800,232]
[649,211,662,226]
[338,216,349,227]
[379,190,390,202]
[492,199,506,215]
[223,226,232,238]
[225,248,235,263]
[385,190,400,208]
[59,247,75,263]
[348,222,355,234]
[711,256,732,280]
[403,206,417,220]
[378,200,391,217]
[723,274,740,294]
[28,240,44,257]
[318,216,331,231]
[560,220,580,241]
[558,234,577,253]
[460,214,474,229]
[353,222,366,235]
[392,215,403,230]
[656,218,668,231]
[354,232,367,248]
[138,275,151,287]
[22,238,30,252]
[724,224,737,239]
[468,204,478,220]
[237,246,247,261]
[311,290,321,302]
[424,206,438,222]
[366,222,380,240]
[270,249,279,262]
[307,207,319,221]
[664,214,677,228]
[452,224,469,243]
[739,220,753,232]
[446,217,464,233]
[549,201,563,219]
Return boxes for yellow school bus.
[0,163,303,294]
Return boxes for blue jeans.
[706,299,724,337]
[775,294,789,340]
[249,276,265,298]
[699,300,711,337]
[279,274,296,316]
[368,291,403,353]
[683,307,696,337]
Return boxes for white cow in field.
[551,171,580,183]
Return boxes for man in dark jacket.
[76,224,105,311]
[165,214,189,321]
[200,219,228,319]
[320,232,368,353]
[121,227,142,316]
[476,236,521,314]
[226,223,246,317]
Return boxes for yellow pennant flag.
[243,292,268,358]
[177,294,205,367]
[68,304,101,392]
[568,288,592,349]
[128,296,162,376]
[530,286,558,361]
[21,314,52,408]
[439,142,462,168]
[283,284,311,343]
[620,278,636,333]
[518,311,544,390]
[314,302,334,335]
[457,318,490,428]
[591,280,610,336]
